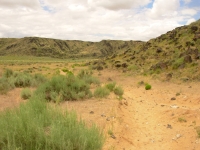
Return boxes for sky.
[0,0,200,41]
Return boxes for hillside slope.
[0,37,144,58]
[0,19,200,80]
[99,19,200,81]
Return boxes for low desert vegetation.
[21,88,32,100]
[33,70,100,102]
[113,86,124,97]
[0,99,104,150]
[34,75,92,102]
[145,83,152,90]
[0,69,47,94]
[172,57,184,69]
[178,117,187,123]
[105,82,116,92]
[195,126,200,138]
[0,77,15,94]
[62,68,73,75]
[94,86,110,98]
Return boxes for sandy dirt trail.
[105,71,200,150]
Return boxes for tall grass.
[0,77,15,94]
[77,70,100,85]
[34,74,94,102]
[94,86,110,98]
[113,86,124,97]
[0,99,104,150]
[105,82,116,92]
[0,69,46,94]
[21,88,32,100]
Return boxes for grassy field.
[0,56,93,64]
[0,56,126,149]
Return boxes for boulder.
[156,48,162,53]
[122,63,128,68]
[96,65,103,71]
[166,73,173,81]
[115,61,121,64]
[115,64,121,68]
[183,55,192,63]
[191,26,198,33]
[193,32,200,41]
[150,62,168,70]
[195,53,200,59]
[130,56,135,60]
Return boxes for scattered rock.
[167,124,172,129]
[96,65,103,71]
[124,101,128,106]
[166,73,173,81]
[171,97,176,100]
[170,105,179,109]
[172,134,182,141]
[183,55,192,63]
[106,118,110,121]
[110,134,116,139]
[107,78,112,81]
[101,114,106,117]
[90,111,94,114]
[122,63,128,68]
[176,134,182,139]
[156,48,162,53]
[115,64,121,68]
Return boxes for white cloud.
[186,18,196,25]
[149,0,180,19]
[88,0,152,10]
[0,0,40,9]
[181,8,197,15]
[183,0,192,4]
[0,0,199,41]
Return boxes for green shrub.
[195,127,200,138]
[78,70,100,85]
[127,65,138,72]
[0,99,104,150]
[62,68,70,72]
[172,57,184,69]
[3,69,14,78]
[145,84,151,90]
[34,74,92,102]
[62,68,74,76]
[0,77,15,94]
[0,69,46,94]
[113,86,124,97]
[94,86,110,98]
[105,82,116,92]
[21,88,32,100]
[13,72,33,87]
[33,73,47,86]
[178,117,187,122]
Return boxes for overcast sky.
[0,0,199,41]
